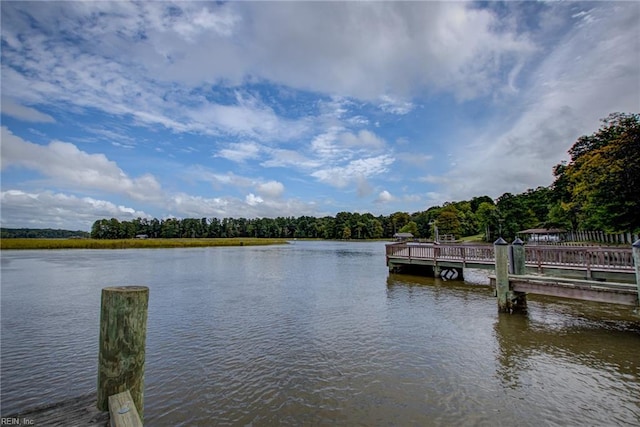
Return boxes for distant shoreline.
[0,238,290,250]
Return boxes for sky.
[1,1,639,231]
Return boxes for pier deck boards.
[4,393,109,427]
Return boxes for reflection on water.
[1,242,639,426]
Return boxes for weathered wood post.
[97,286,149,419]
[633,240,640,307]
[512,238,526,275]
[494,238,510,312]
[509,238,527,312]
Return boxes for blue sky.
[1,1,638,231]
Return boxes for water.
[1,241,639,425]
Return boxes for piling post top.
[494,237,508,245]
[102,286,149,293]
[512,237,524,245]
[633,239,640,248]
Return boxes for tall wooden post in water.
[494,238,510,312]
[97,286,149,419]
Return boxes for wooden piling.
[633,240,640,307]
[97,286,149,419]
[512,238,526,275]
[494,238,509,312]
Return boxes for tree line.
[1,228,91,239]
[88,112,638,241]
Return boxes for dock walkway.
[3,393,109,426]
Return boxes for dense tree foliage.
[550,113,639,232]
[83,112,639,241]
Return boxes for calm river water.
[1,241,639,425]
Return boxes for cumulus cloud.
[0,1,535,135]
[1,127,162,202]
[245,193,264,206]
[256,180,284,198]
[375,190,395,203]
[165,191,321,219]
[0,190,151,229]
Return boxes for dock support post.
[494,238,510,312]
[509,238,527,312]
[512,238,526,275]
[633,240,640,307]
[97,286,149,419]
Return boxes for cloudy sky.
[1,1,638,230]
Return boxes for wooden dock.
[386,242,636,283]
[3,390,143,427]
[2,393,109,426]
[387,240,640,312]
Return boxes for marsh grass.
[0,238,289,250]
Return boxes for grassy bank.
[0,238,289,250]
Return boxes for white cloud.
[164,191,321,219]
[311,155,394,189]
[1,98,55,123]
[261,148,320,169]
[215,141,262,163]
[379,95,414,115]
[375,190,395,203]
[0,190,150,229]
[340,130,386,150]
[256,181,284,198]
[0,1,536,132]
[1,127,162,202]
[245,193,264,206]
[169,5,241,41]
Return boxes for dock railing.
[386,242,635,272]
[386,242,494,264]
[525,245,634,273]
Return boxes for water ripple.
[2,243,639,426]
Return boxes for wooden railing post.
[97,286,149,420]
[633,240,640,307]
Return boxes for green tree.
[399,221,419,237]
[367,218,384,239]
[436,206,461,238]
[553,112,640,232]
[390,212,410,234]
[475,201,496,241]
